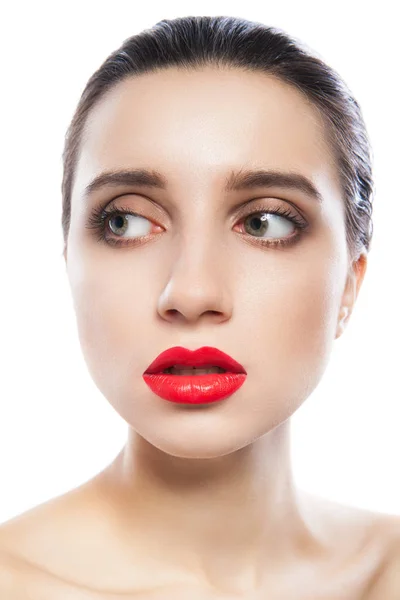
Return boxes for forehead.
[74,66,339,198]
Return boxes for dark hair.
[61,15,374,262]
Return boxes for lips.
[144,346,246,375]
[142,346,247,404]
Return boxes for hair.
[61,15,374,263]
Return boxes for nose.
[157,241,233,326]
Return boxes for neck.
[97,420,325,594]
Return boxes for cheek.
[66,224,346,442]
[239,249,344,423]
[67,249,154,399]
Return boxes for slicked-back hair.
[62,15,374,263]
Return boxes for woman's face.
[65,67,365,458]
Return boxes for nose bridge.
[157,213,232,323]
[175,223,227,284]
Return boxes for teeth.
[163,366,226,375]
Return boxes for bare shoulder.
[0,529,101,600]
[0,480,102,598]
[298,491,400,596]
[1,485,399,599]
[0,516,48,599]
[0,546,95,600]
[300,489,400,542]
[0,545,50,600]
[327,506,400,600]
[366,515,400,599]
[0,476,100,552]
[0,548,19,597]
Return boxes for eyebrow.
[83,167,323,204]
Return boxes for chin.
[137,422,263,460]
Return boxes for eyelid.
[233,197,305,221]
[105,194,167,223]
[105,193,304,219]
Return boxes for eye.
[86,200,308,249]
[239,212,294,239]
[233,205,308,248]
[108,212,152,238]
[86,203,164,247]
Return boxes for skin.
[1,66,399,599]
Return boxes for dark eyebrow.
[83,167,323,204]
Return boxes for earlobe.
[335,305,350,339]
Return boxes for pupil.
[245,214,268,237]
[250,217,261,230]
[114,215,125,229]
[109,214,127,236]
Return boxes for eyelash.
[85,200,309,249]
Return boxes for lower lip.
[142,372,247,404]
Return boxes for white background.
[0,1,398,524]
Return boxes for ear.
[335,249,368,339]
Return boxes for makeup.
[143,346,247,404]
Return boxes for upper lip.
[144,346,247,374]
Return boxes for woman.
[0,15,399,599]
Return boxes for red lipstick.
[143,346,247,404]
